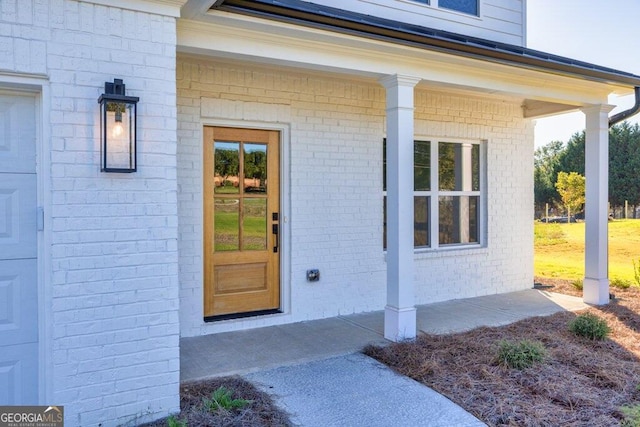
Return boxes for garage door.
[0,91,38,404]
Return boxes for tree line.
[535,121,640,218]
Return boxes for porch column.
[380,74,421,341]
[582,104,615,305]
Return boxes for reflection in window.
[244,143,267,193]
[214,141,240,194]
[213,140,269,252]
[414,140,430,191]
[439,196,479,245]
[439,142,479,191]
[439,0,478,15]
[243,198,267,250]
[414,196,430,248]
[214,199,239,251]
[383,139,483,250]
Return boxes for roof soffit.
[177,15,614,106]
[212,0,640,89]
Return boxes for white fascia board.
[181,0,218,19]
[177,13,617,106]
[81,0,186,17]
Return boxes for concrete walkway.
[246,353,485,427]
[180,289,588,426]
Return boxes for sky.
[526,0,640,148]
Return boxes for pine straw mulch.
[140,376,292,427]
[364,279,640,427]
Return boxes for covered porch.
[177,0,640,344]
[181,288,587,381]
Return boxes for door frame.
[0,74,51,405]
[200,119,291,322]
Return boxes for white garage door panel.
[0,259,38,345]
[0,343,38,405]
[0,91,38,405]
[0,173,37,260]
[0,93,36,174]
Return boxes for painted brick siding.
[0,1,179,426]
[412,93,535,302]
[177,57,535,337]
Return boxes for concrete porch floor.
[181,289,588,382]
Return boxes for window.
[409,0,479,16]
[383,139,484,250]
[439,0,478,15]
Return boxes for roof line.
[214,0,640,88]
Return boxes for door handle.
[272,223,279,253]
[272,212,279,253]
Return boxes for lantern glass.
[100,99,137,172]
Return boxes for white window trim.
[401,0,482,18]
[384,136,487,253]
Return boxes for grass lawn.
[535,219,640,285]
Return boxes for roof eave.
[214,0,640,89]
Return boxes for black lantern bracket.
[98,78,140,173]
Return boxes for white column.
[582,104,615,305]
[380,74,421,341]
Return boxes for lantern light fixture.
[98,79,139,172]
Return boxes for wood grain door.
[203,127,280,319]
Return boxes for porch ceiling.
[177,1,636,113]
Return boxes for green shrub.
[496,340,546,369]
[611,277,632,289]
[203,386,252,412]
[569,313,610,340]
[621,404,640,427]
[572,279,583,290]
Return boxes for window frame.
[383,137,487,252]
[407,0,480,17]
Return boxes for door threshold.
[205,309,282,323]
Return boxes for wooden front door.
[203,126,280,319]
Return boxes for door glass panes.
[439,0,478,15]
[439,142,479,191]
[414,196,430,248]
[439,196,479,245]
[214,199,239,251]
[414,140,430,191]
[244,143,267,194]
[214,142,240,194]
[243,198,267,250]
[214,139,270,252]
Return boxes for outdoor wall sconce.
[98,78,139,172]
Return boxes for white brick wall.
[1,1,179,425]
[412,93,535,302]
[177,57,535,337]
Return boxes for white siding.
[301,0,526,45]
[0,1,180,425]
[177,57,534,337]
